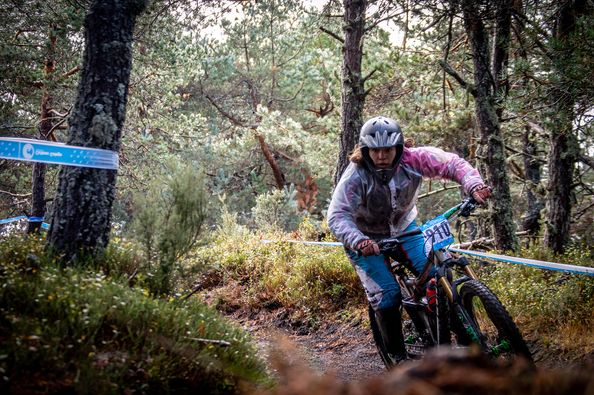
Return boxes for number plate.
[420,215,455,255]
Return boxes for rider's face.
[369,147,397,169]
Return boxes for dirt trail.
[231,309,386,382]
[203,279,593,380]
[226,307,594,381]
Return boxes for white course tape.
[448,247,594,276]
[261,240,594,276]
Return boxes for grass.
[0,235,268,394]
[191,214,364,325]
[475,244,594,361]
[477,244,594,326]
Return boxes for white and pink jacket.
[327,146,484,250]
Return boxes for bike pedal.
[405,343,425,357]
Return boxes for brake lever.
[459,198,477,217]
[377,238,400,255]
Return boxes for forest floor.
[223,307,594,383]
[201,284,594,383]
[229,307,385,382]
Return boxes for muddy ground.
[231,308,385,382]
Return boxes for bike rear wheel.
[459,280,532,361]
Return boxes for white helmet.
[359,116,405,183]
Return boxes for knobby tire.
[459,279,533,361]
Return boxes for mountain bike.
[367,197,532,367]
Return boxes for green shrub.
[251,186,303,232]
[193,211,361,321]
[95,236,144,279]
[0,234,47,272]
[0,237,267,394]
[132,162,207,296]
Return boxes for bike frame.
[378,198,486,349]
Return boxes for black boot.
[374,305,407,365]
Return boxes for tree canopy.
[0,0,592,255]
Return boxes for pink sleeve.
[401,146,484,194]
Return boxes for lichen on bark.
[47,0,148,264]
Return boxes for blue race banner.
[0,137,118,170]
[0,215,50,229]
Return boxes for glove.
[471,184,492,204]
[356,239,380,256]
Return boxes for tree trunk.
[492,0,512,118]
[461,0,518,251]
[47,0,147,263]
[521,126,543,236]
[543,0,586,253]
[28,24,57,234]
[334,0,367,185]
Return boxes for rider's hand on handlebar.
[356,239,380,256]
[471,184,492,204]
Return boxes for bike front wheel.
[459,280,532,361]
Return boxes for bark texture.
[47,0,147,262]
[543,0,586,253]
[492,0,511,118]
[521,126,543,236]
[461,0,518,251]
[334,0,367,185]
[513,0,544,238]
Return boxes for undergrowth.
[191,211,363,324]
[192,211,594,358]
[3,211,591,394]
[476,244,594,355]
[0,236,267,394]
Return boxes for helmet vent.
[359,116,403,149]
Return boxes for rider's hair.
[349,144,364,164]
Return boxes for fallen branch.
[0,189,31,198]
[452,231,530,250]
[452,237,494,250]
[127,268,139,286]
[418,184,459,199]
[180,282,204,301]
[187,337,231,347]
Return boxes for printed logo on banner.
[23,143,34,160]
[1,137,119,170]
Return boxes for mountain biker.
[327,115,491,366]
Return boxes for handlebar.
[458,196,478,217]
